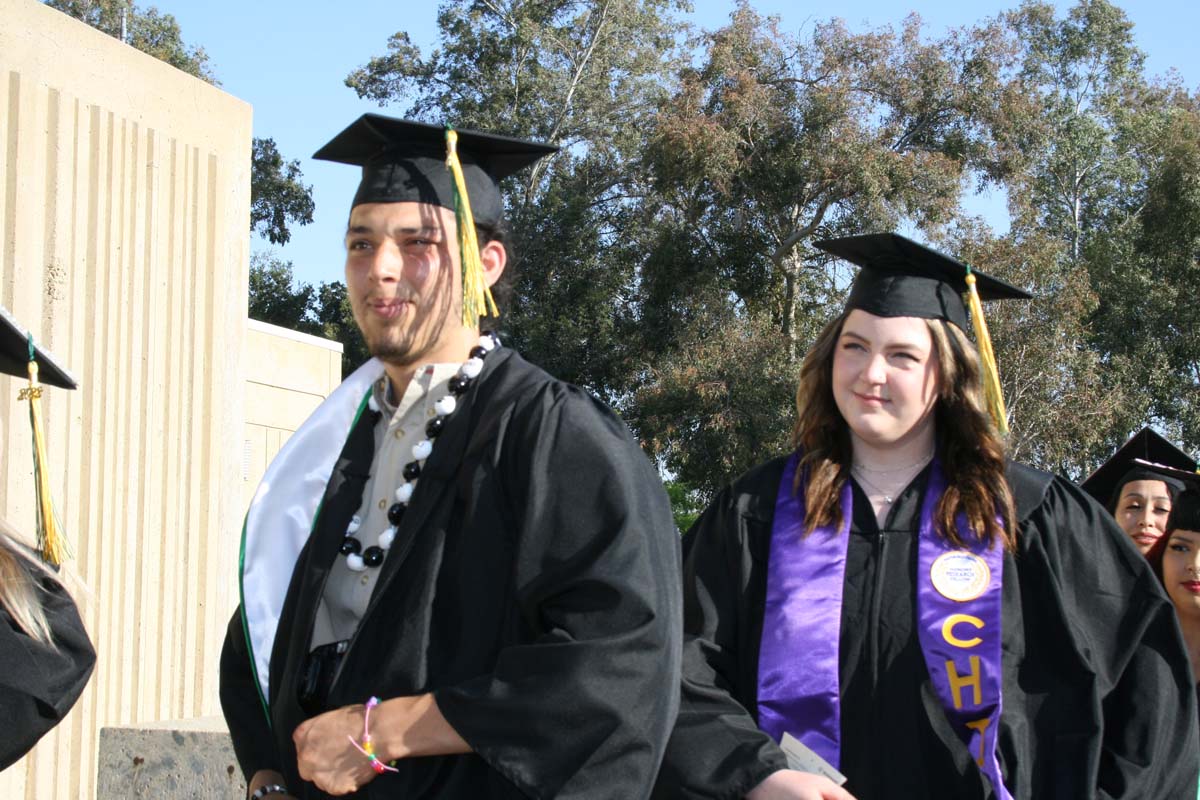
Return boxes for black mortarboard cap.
[0,305,76,390]
[312,114,557,227]
[1130,459,1200,535]
[1080,427,1197,509]
[812,233,1032,331]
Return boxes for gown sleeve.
[653,467,789,800]
[432,384,684,800]
[0,572,96,771]
[1027,477,1200,799]
[219,607,283,781]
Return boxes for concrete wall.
[242,319,343,508]
[87,322,342,799]
[0,1,251,797]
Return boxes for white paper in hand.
[780,732,848,786]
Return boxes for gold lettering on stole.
[941,614,984,648]
[944,655,983,710]
[965,718,990,766]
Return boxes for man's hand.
[746,769,857,800]
[247,769,299,800]
[292,704,378,796]
[292,694,470,794]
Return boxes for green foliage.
[347,0,692,397]
[251,138,316,246]
[636,312,801,496]
[993,0,1200,459]
[248,252,319,334]
[664,480,705,533]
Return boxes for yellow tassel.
[18,349,67,567]
[964,270,1009,435]
[445,128,499,327]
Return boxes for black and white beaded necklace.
[340,332,499,571]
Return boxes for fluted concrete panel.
[0,1,251,797]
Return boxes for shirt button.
[360,575,370,586]
[378,499,386,510]
[394,428,405,439]
[427,408,436,418]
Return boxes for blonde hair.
[791,312,1017,550]
[0,520,58,645]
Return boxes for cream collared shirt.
[310,362,461,648]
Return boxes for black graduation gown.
[220,349,683,799]
[653,456,1200,799]
[0,569,96,770]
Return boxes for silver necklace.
[851,454,933,506]
[852,450,935,475]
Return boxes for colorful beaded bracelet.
[348,696,399,774]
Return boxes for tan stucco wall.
[0,1,252,796]
[242,319,343,508]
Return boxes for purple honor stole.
[915,464,1011,800]
[757,454,1011,799]
[757,453,851,767]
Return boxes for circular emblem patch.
[930,551,991,602]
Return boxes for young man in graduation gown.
[219,115,682,800]
[651,234,1200,799]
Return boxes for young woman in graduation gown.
[0,522,95,770]
[652,234,1200,800]
[1080,428,1197,557]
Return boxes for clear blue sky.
[145,0,1199,288]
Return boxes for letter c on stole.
[941,613,984,648]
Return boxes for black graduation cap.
[0,305,76,390]
[812,232,1032,331]
[313,114,557,227]
[1129,458,1200,490]
[1129,459,1200,536]
[1080,427,1197,510]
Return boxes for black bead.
[362,546,385,567]
[403,461,422,481]
[469,345,487,360]
[387,502,406,526]
[425,416,445,438]
[339,537,362,556]
[449,375,472,396]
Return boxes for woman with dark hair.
[1151,492,1200,685]
[652,234,1199,800]
[1081,428,1196,556]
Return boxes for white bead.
[460,357,484,378]
[346,553,366,572]
[367,394,380,413]
[478,334,497,352]
[435,395,456,416]
[395,482,414,503]
[346,515,362,534]
[378,528,396,550]
[412,439,433,460]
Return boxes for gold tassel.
[18,337,68,567]
[964,269,1009,435]
[445,127,499,327]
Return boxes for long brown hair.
[791,312,1017,550]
